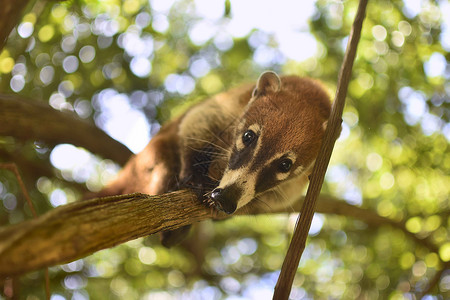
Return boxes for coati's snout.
[210,185,241,214]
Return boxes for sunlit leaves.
[0,0,449,298]
[0,50,14,74]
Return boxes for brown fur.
[96,71,331,246]
[243,76,330,173]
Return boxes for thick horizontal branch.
[304,196,440,255]
[0,94,132,165]
[0,190,441,279]
[0,191,210,278]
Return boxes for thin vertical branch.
[417,262,450,299]
[273,0,369,298]
[0,163,37,217]
[44,269,50,300]
[0,163,49,299]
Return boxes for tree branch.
[417,262,450,298]
[0,0,31,51]
[305,196,441,255]
[0,94,132,165]
[0,191,210,278]
[274,0,369,298]
[0,190,442,280]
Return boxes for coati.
[98,71,331,246]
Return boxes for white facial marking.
[219,123,263,210]
[273,152,297,181]
[219,148,301,209]
[303,160,316,175]
[219,166,248,186]
[236,171,258,209]
[248,123,261,135]
[275,172,290,181]
[236,120,245,136]
[293,166,305,176]
[217,166,257,209]
[235,136,244,151]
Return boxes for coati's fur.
[97,71,331,247]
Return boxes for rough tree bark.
[0,189,441,279]
[0,94,132,165]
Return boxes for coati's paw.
[202,194,230,217]
[180,176,217,208]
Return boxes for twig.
[0,163,36,217]
[417,262,449,299]
[0,163,50,299]
[0,94,132,165]
[273,0,369,298]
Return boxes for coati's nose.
[210,187,238,215]
[210,188,222,200]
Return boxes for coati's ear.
[252,71,281,97]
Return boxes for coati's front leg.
[95,119,190,247]
[160,104,236,247]
[94,121,181,198]
[160,146,219,248]
[177,107,232,199]
[179,145,223,199]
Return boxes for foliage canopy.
[0,0,449,298]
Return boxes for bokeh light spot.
[372,25,387,41]
[138,247,157,265]
[63,55,79,73]
[366,153,383,172]
[130,56,152,77]
[10,75,25,92]
[18,22,34,38]
[38,25,55,42]
[439,243,450,262]
[405,217,422,234]
[399,252,415,269]
[50,144,90,170]
[40,65,55,85]
[424,52,447,78]
[50,189,68,207]
[0,57,15,73]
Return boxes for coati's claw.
[201,195,224,215]
[201,196,216,209]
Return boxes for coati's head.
[210,71,331,214]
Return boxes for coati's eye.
[278,159,293,173]
[242,130,256,146]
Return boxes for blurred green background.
[0,0,449,299]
